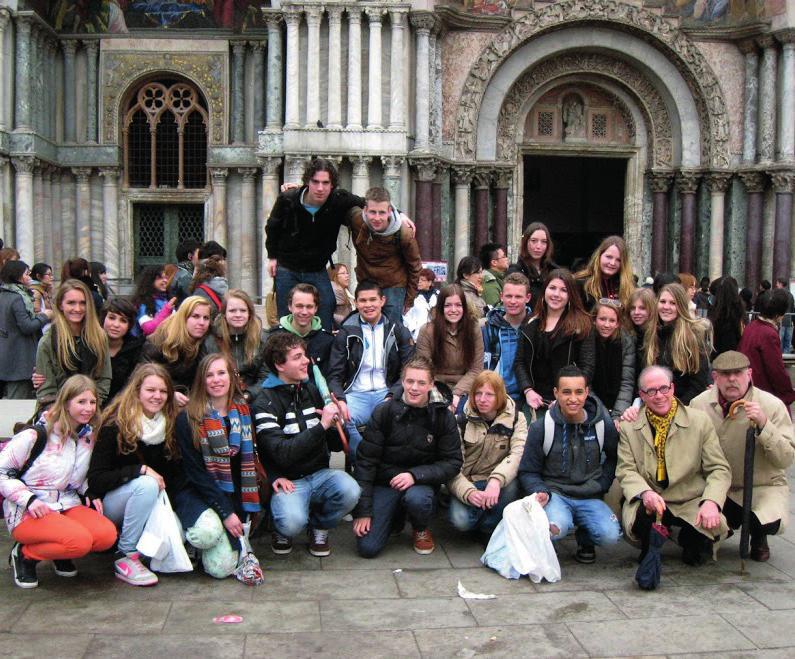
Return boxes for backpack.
[542,412,604,455]
[0,425,48,508]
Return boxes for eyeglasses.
[640,384,672,397]
[598,298,623,309]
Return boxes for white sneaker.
[114,552,158,587]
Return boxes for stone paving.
[2,479,795,659]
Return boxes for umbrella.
[729,400,756,573]
[635,508,669,591]
[310,359,349,454]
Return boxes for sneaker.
[308,528,330,557]
[271,532,293,555]
[413,529,435,555]
[575,544,596,564]
[53,559,78,577]
[9,543,38,589]
[114,552,158,586]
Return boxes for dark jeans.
[357,484,436,558]
[722,497,781,541]
[274,265,335,331]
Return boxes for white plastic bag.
[481,494,561,583]
[137,491,193,573]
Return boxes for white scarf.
[140,412,166,446]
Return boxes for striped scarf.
[645,398,678,484]
[198,402,260,512]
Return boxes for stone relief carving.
[102,51,227,145]
[455,0,730,168]
[561,94,585,141]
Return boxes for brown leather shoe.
[412,528,435,555]
[750,536,770,562]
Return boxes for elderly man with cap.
[690,351,795,561]
[617,365,732,565]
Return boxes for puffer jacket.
[448,397,527,504]
[518,394,618,499]
[353,385,463,518]
[204,327,270,390]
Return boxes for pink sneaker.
[114,552,158,587]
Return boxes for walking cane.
[729,399,756,574]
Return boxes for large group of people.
[0,158,793,591]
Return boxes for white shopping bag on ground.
[481,494,561,583]
[137,491,193,573]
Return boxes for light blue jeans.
[382,287,406,326]
[449,480,520,535]
[543,492,621,547]
[101,475,161,554]
[345,387,389,464]
[270,468,361,538]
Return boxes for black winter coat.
[108,335,146,401]
[353,388,463,518]
[140,339,207,392]
[506,259,558,310]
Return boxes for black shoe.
[271,532,293,555]
[575,544,596,564]
[53,559,78,577]
[681,544,705,566]
[750,535,770,562]
[9,543,38,589]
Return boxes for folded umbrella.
[729,399,756,572]
[635,509,669,591]
[311,359,349,454]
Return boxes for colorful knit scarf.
[197,402,260,513]
[645,398,678,484]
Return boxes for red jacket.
[738,319,795,407]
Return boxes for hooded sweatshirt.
[264,314,335,384]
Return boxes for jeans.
[544,493,621,547]
[345,388,389,464]
[270,468,361,537]
[780,325,793,354]
[101,475,161,554]
[357,484,436,558]
[449,479,520,535]
[381,287,406,326]
[274,265,336,331]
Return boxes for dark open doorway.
[523,155,627,270]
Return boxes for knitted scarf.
[645,398,678,484]
[1,283,35,317]
[197,402,260,512]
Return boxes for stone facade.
[0,0,793,295]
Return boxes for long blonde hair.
[185,352,244,449]
[644,283,707,374]
[51,279,108,378]
[99,363,178,459]
[46,375,99,442]
[212,289,262,365]
[576,236,635,308]
[149,296,211,363]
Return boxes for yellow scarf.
[645,399,678,483]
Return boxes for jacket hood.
[207,276,228,297]
[261,372,309,389]
[364,206,402,237]
[548,393,606,427]
[279,314,322,335]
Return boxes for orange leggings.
[12,506,118,561]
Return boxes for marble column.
[305,6,323,128]
[265,14,284,130]
[493,170,510,248]
[757,35,777,163]
[411,14,434,152]
[84,41,98,143]
[381,156,404,207]
[239,167,258,294]
[389,9,407,130]
[63,40,77,142]
[12,158,35,262]
[777,31,795,161]
[232,42,246,143]
[250,41,266,135]
[0,156,9,242]
[285,156,305,185]
[769,170,795,281]
[452,167,474,269]
[0,10,9,131]
[705,172,732,280]
[326,6,343,130]
[51,168,63,270]
[42,168,54,266]
[210,168,228,247]
[351,157,371,196]
[432,177,442,260]
[14,17,32,130]
[30,30,40,135]
[676,171,700,274]
[100,168,119,279]
[347,8,363,130]
[366,8,385,130]
[740,40,759,163]
[414,161,436,259]
[473,171,491,252]
[32,165,44,262]
[73,168,92,258]
[259,156,281,295]
[47,39,58,140]
[738,170,766,291]
[650,171,673,275]
[283,9,301,129]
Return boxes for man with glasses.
[690,351,794,562]
[616,365,731,565]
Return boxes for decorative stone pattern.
[102,50,227,145]
[454,0,730,168]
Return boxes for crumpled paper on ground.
[457,580,496,600]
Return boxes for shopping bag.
[137,491,193,573]
[234,521,264,586]
[481,494,561,583]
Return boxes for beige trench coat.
[690,385,794,529]
[617,403,731,542]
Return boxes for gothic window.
[123,80,208,189]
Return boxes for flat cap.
[712,350,750,371]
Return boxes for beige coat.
[448,397,527,503]
[690,385,794,529]
[416,321,484,396]
[617,403,731,542]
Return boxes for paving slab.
[0,633,92,659]
[720,610,795,649]
[736,581,795,609]
[603,583,767,618]
[245,631,420,658]
[165,600,321,634]
[84,634,245,659]
[394,566,535,598]
[17,599,171,634]
[0,601,29,633]
[253,568,400,600]
[319,530,453,570]
[568,614,756,656]
[466,590,625,626]
[320,597,476,631]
